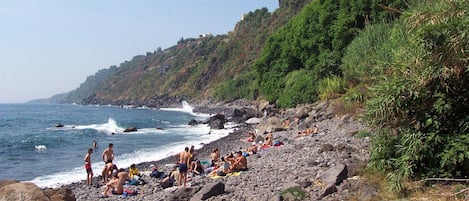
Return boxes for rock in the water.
[190,181,225,201]
[124,127,138,132]
[320,164,348,185]
[0,181,50,201]
[188,119,199,126]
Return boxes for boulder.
[209,119,224,129]
[190,181,225,201]
[0,181,50,201]
[231,108,259,124]
[320,164,348,186]
[318,144,334,153]
[43,187,76,201]
[124,127,138,132]
[320,183,337,198]
[295,104,312,119]
[0,180,17,189]
[246,117,261,124]
[188,119,199,126]
[258,100,270,112]
[257,117,284,134]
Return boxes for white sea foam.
[30,123,235,188]
[73,118,124,135]
[35,145,47,152]
[160,101,210,119]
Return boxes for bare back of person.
[178,147,191,187]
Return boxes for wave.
[160,101,210,119]
[73,118,124,135]
[35,145,47,152]
[29,123,235,188]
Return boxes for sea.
[0,101,234,188]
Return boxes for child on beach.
[84,148,93,187]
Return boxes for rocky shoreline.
[0,100,374,201]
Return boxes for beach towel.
[209,171,242,179]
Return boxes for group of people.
[84,143,138,197]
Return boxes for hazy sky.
[0,0,279,103]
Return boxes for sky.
[0,0,279,103]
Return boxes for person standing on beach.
[101,143,114,182]
[84,148,93,187]
[178,147,191,188]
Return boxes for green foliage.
[358,0,469,194]
[280,186,306,200]
[317,75,346,100]
[356,129,372,138]
[277,70,317,108]
[255,0,407,107]
[213,72,258,101]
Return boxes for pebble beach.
[63,100,371,201]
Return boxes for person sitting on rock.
[102,168,129,196]
[210,148,220,167]
[129,164,140,179]
[230,151,247,172]
[247,142,258,155]
[262,136,273,148]
[192,160,204,175]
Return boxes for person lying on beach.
[161,166,180,188]
[230,151,247,172]
[297,125,319,136]
[149,164,165,178]
[240,132,256,142]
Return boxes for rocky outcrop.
[124,127,138,132]
[257,116,284,134]
[203,114,226,129]
[43,188,76,201]
[190,181,225,201]
[0,181,49,201]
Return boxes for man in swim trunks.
[101,143,114,182]
[178,146,191,188]
[84,148,93,187]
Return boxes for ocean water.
[0,102,234,188]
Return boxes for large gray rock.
[257,116,284,134]
[320,164,348,185]
[190,181,225,201]
[320,183,337,198]
[43,188,75,201]
[0,181,50,201]
[204,114,226,129]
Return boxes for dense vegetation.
[223,0,406,107]
[340,0,469,193]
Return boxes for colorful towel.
[209,171,242,179]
